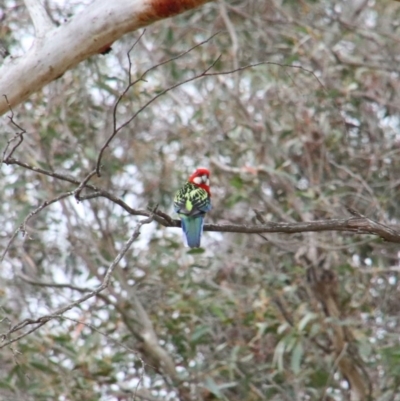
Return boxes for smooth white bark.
[0,0,210,116]
[23,0,54,38]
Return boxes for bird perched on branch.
[174,168,212,248]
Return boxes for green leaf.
[191,325,210,342]
[277,322,290,334]
[273,339,286,371]
[230,175,244,190]
[209,304,227,321]
[204,376,223,399]
[0,380,15,391]
[30,361,55,374]
[291,341,303,375]
[298,312,317,332]
[309,370,330,388]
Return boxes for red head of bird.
[188,168,211,195]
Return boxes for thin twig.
[60,316,141,356]
[97,54,222,174]
[0,321,49,349]
[3,157,172,226]
[96,31,221,175]
[0,214,154,348]
[17,271,93,293]
[1,191,73,261]
[99,56,321,161]
[74,169,97,201]
[2,95,26,162]
[99,30,148,176]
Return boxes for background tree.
[1,0,400,400]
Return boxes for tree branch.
[4,157,400,244]
[2,95,26,162]
[0,0,213,116]
[96,31,220,175]
[17,270,94,294]
[203,216,400,243]
[130,290,178,379]
[96,54,323,176]
[1,191,74,262]
[0,214,154,348]
[308,269,367,401]
[23,0,54,38]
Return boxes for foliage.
[1,0,400,400]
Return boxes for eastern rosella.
[174,168,212,248]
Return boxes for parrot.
[174,167,212,248]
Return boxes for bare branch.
[4,157,400,244]
[2,95,26,162]
[96,32,221,175]
[4,157,91,185]
[73,169,97,201]
[204,217,400,243]
[97,56,324,168]
[96,30,148,176]
[3,157,172,226]
[17,271,93,294]
[96,33,322,175]
[49,186,400,245]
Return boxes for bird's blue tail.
[181,216,204,248]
